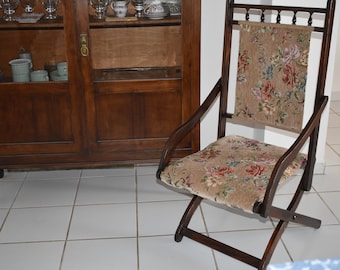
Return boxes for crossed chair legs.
[173,183,321,269]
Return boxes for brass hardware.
[80,34,89,57]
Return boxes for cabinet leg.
[0,169,4,178]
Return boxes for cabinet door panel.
[137,91,182,138]
[95,93,134,140]
[0,84,78,155]
[0,94,72,143]
[95,87,181,141]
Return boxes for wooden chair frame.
[157,0,336,269]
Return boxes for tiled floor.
[0,101,339,270]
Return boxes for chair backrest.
[234,22,312,132]
[218,0,336,138]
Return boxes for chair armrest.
[157,79,222,178]
[259,95,329,215]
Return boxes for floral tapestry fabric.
[234,22,313,132]
[160,135,306,213]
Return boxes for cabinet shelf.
[0,17,64,30]
[89,15,181,28]
[93,66,181,81]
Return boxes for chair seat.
[160,135,306,213]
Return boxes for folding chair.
[156,0,336,269]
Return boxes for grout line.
[199,204,220,270]
[58,170,83,270]
[0,174,27,232]
[135,166,140,270]
[316,191,340,224]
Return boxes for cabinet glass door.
[0,1,83,160]
[86,0,187,161]
[88,0,182,82]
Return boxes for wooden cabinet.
[0,0,200,171]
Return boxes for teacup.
[9,58,32,82]
[57,62,67,76]
[111,1,128,17]
[144,0,164,15]
[30,70,49,82]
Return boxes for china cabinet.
[0,0,200,173]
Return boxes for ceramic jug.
[111,0,128,17]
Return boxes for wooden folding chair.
[156,0,336,269]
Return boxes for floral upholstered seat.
[160,135,306,213]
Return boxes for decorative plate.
[16,13,44,23]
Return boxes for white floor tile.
[0,207,72,243]
[76,175,136,205]
[0,181,22,208]
[81,167,134,178]
[313,166,340,192]
[319,192,340,221]
[68,203,136,240]
[0,208,9,227]
[139,235,217,270]
[282,226,340,261]
[138,200,206,236]
[331,144,340,156]
[324,145,340,166]
[1,170,27,181]
[201,201,273,232]
[62,238,137,270]
[136,165,158,176]
[330,101,340,113]
[137,175,191,202]
[273,193,339,227]
[13,179,78,208]
[211,230,291,269]
[0,241,64,270]
[327,128,340,145]
[328,113,340,128]
[275,175,304,195]
[26,169,81,181]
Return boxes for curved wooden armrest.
[259,95,329,216]
[157,79,222,178]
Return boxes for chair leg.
[175,195,262,268]
[175,195,203,242]
[260,181,321,268]
[174,184,321,269]
[260,219,289,269]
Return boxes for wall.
[200,0,340,173]
[332,21,340,100]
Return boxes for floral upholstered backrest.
[233,22,313,132]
